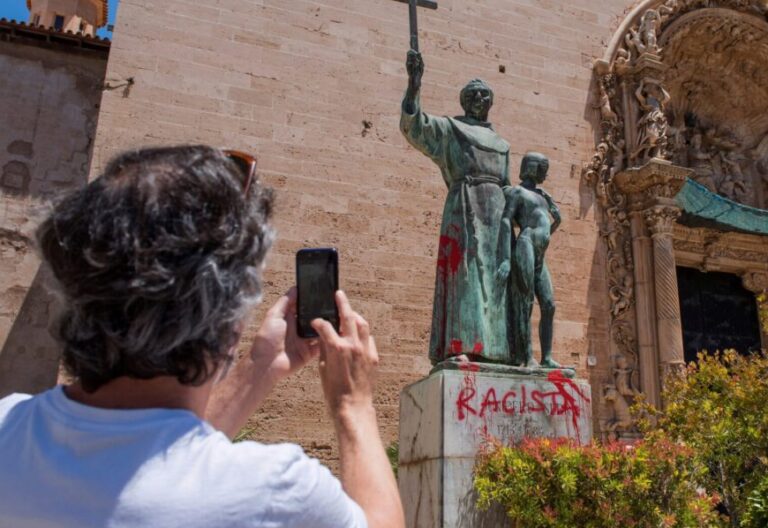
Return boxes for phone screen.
[296,248,339,338]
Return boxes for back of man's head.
[37,145,274,393]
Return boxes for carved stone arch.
[585,0,768,441]
[601,0,768,64]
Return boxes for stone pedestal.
[398,367,592,528]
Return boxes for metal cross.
[391,0,438,52]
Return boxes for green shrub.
[475,436,723,528]
[475,351,767,528]
[640,351,768,527]
[387,442,399,479]
[742,474,768,528]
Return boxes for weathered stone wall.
[87,0,628,464]
[0,39,107,396]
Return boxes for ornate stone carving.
[602,349,643,440]
[596,75,619,127]
[615,354,641,398]
[644,205,681,237]
[608,267,634,319]
[742,272,768,294]
[586,0,768,439]
[602,385,634,437]
[674,226,768,268]
[632,78,671,165]
[614,158,691,197]
[718,247,768,263]
[625,9,663,57]
[660,7,768,208]
[700,231,725,272]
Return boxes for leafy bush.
[640,351,768,528]
[475,437,722,528]
[475,351,768,528]
[387,442,399,479]
[741,474,768,528]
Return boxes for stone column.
[645,205,685,376]
[627,206,660,407]
[615,160,692,403]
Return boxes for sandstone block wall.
[87,0,630,465]
[0,39,107,396]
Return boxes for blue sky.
[1,0,120,38]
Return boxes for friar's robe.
[401,96,510,363]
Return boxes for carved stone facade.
[585,0,768,440]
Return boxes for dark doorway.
[677,267,762,363]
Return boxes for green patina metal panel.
[676,179,768,235]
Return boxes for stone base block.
[399,367,592,528]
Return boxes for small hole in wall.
[498,65,506,73]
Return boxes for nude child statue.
[497,152,561,368]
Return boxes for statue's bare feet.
[540,357,561,369]
[523,358,540,369]
[446,354,470,363]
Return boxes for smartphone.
[296,248,340,338]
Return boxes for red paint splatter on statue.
[473,342,484,354]
[450,339,463,354]
[459,362,480,373]
[437,235,462,275]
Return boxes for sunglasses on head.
[223,150,257,195]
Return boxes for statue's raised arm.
[403,50,423,114]
[399,51,454,165]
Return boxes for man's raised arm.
[312,291,405,528]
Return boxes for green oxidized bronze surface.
[401,51,562,370]
[499,153,562,369]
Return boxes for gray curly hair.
[37,145,274,392]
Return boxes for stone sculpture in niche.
[400,50,511,365]
[602,385,633,438]
[688,131,717,191]
[633,78,671,164]
[625,8,664,58]
[668,121,767,207]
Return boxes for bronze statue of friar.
[400,51,563,370]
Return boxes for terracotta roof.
[25,0,108,27]
[0,18,111,53]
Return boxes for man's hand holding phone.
[310,291,403,528]
[311,290,379,416]
[253,287,321,386]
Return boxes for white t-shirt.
[0,386,367,528]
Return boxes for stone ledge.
[430,360,577,379]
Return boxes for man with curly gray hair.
[0,146,404,528]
